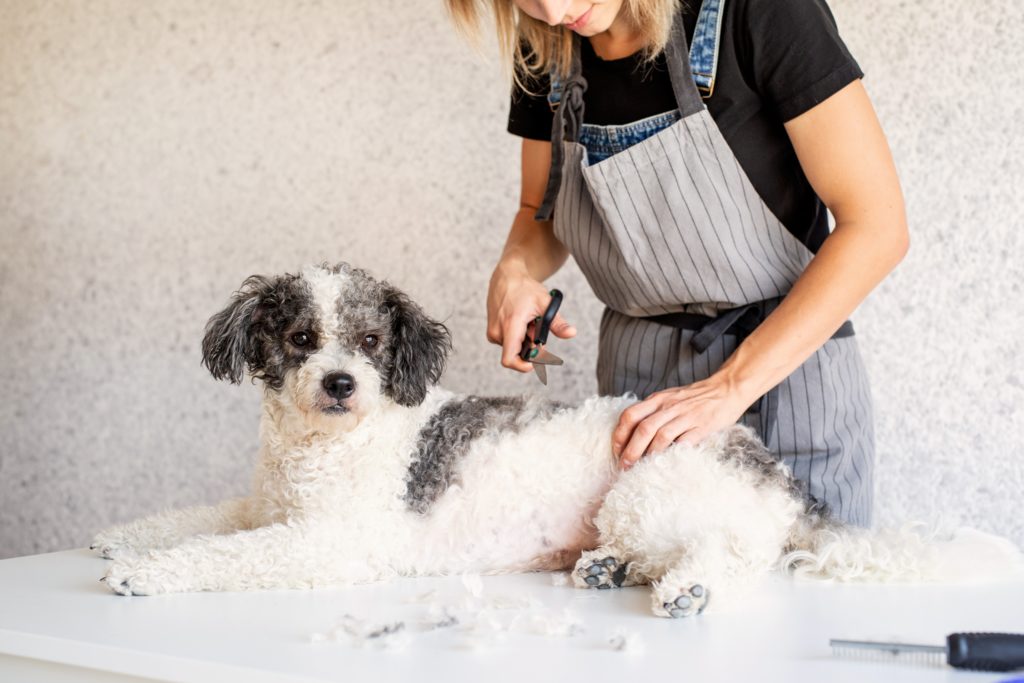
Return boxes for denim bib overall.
[536,0,875,526]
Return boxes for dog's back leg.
[649,554,714,618]
[646,526,780,618]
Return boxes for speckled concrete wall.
[1,0,1021,559]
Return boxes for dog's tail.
[780,513,1024,583]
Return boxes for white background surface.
[1,0,1022,557]
[1,549,1023,683]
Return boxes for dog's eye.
[361,334,378,350]
[290,332,313,347]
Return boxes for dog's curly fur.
[92,263,1020,615]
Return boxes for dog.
[92,262,1021,616]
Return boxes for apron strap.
[663,9,708,118]
[535,44,587,221]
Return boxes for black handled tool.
[518,289,564,386]
[830,633,1024,672]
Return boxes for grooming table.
[0,549,1021,682]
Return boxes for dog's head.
[201,262,451,429]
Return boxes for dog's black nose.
[322,372,355,400]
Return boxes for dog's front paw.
[90,527,138,560]
[90,528,150,565]
[101,556,183,596]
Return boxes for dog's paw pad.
[575,555,629,589]
[662,584,709,618]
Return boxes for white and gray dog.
[92,262,1020,616]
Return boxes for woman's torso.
[507,0,864,254]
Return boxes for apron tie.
[690,302,762,354]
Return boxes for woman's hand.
[486,260,576,373]
[612,372,753,470]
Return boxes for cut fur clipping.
[782,522,1024,583]
[608,629,646,654]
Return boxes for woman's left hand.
[612,374,753,470]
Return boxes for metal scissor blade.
[534,363,548,385]
[531,348,564,366]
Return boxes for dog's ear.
[201,275,275,384]
[382,285,452,407]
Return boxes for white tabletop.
[0,549,1022,683]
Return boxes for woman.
[445,0,908,527]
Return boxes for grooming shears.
[518,289,564,386]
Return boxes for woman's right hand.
[486,260,576,373]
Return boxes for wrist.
[493,253,531,282]
[713,344,775,409]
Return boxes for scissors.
[518,289,565,386]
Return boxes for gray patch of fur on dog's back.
[718,426,831,521]
[404,395,564,514]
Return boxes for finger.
[619,409,677,470]
[500,317,535,373]
[548,313,577,339]
[486,323,502,345]
[674,425,709,448]
[611,399,662,457]
[648,415,697,454]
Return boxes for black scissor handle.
[518,289,563,361]
[533,289,563,346]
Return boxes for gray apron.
[535,3,875,527]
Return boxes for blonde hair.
[445,0,680,91]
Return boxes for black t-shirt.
[507,0,863,252]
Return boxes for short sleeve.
[507,72,555,141]
[739,0,863,121]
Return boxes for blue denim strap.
[546,74,563,111]
[690,0,725,99]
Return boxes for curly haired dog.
[92,263,1020,616]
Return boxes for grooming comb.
[830,633,1024,672]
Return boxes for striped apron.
[535,0,875,526]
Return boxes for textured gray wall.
[1,0,1021,559]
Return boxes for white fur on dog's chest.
[251,395,434,527]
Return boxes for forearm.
[497,208,570,282]
[717,217,909,404]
